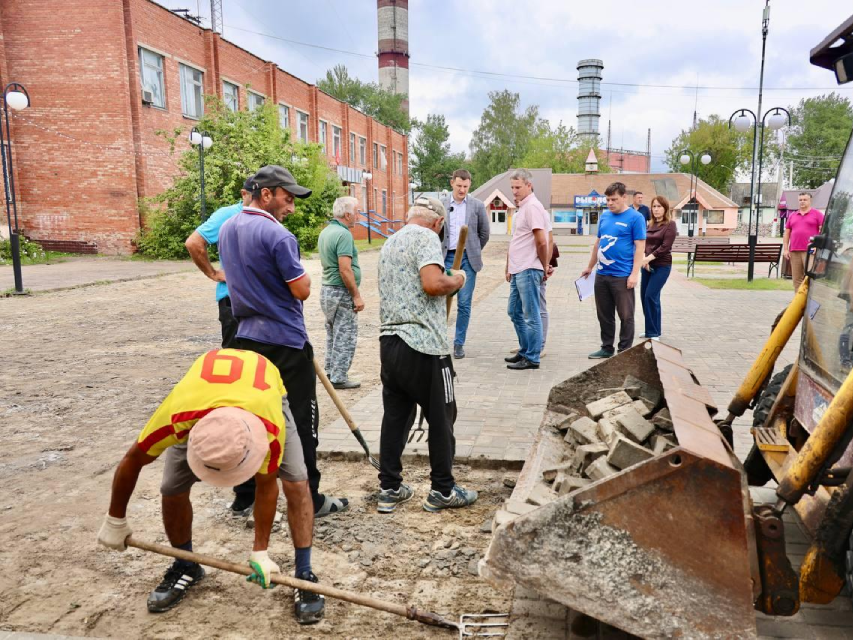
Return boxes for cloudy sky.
[155,0,852,172]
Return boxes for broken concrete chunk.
[504,500,539,516]
[585,456,619,481]
[526,482,557,507]
[554,472,591,495]
[572,443,610,473]
[607,435,656,470]
[651,434,676,455]
[596,418,618,446]
[586,391,633,419]
[542,462,577,483]
[651,407,673,431]
[542,409,578,432]
[493,510,515,531]
[632,398,655,417]
[549,403,575,415]
[623,375,663,407]
[565,416,600,446]
[615,409,655,444]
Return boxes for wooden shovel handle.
[446,225,469,318]
[313,358,358,434]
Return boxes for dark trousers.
[640,265,671,338]
[594,274,635,353]
[378,335,457,494]
[218,297,256,500]
[235,337,323,511]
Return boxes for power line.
[223,23,853,94]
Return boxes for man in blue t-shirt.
[581,181,646,358]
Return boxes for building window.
[297,111,309,143]
[278,104,290,129]
[139,48,165,108]
[373,187,378,212]
[179,63,204,119]
[248,91,265,111]
[319,121,328,153]
[706,209,725,225]
[223,81,239,112]
[332,126,342,160]
[382,190,387,216]
[380,145,387,171]
[349,133,356,163]
[397,152,404,175]
[373,143,378,169]
[359,137,366,165]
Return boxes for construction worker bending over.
[97,348,325,625]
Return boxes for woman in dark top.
[639,196,677,340]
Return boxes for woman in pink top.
[784,192,825,291]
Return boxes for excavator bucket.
[481,341,761,639]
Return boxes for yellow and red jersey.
[137,349,286,474]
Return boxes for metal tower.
[577,59,604,145]
[210,0,223,34]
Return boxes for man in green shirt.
[318,196,364,389]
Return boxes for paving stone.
[572,443,609,472]
[505,500,539,516]
[565,416,600,445]
[623,374,663,407]
[554,472,591,495]
[631,398,655,417]
[586,391,633,419]
[526,482,558,506]
[651,434,676,455]
[585,456,619,481]
[607,435,656,470]
[542,462,577,483]
[651,407,673,431]
[596,417,618,446]
[615,409,655,444]
[542,408,577,432]
[493,510,515,530]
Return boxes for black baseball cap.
[250,165,312,198]
[242,173,256,190]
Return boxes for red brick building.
[0,0,409,253]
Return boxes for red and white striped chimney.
[377,0,409,115]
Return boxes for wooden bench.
[687,243,782,278]
[671,236,730,254]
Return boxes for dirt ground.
[0,240,514,639]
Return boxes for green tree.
[664,115,752,192]
[137,98,343,259]
[469,90,541,185]
[409,114,466,190]
[318,64,411,133]
[787,93,853,188]
[520,121,611,173]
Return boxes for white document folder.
[574,271,596,301]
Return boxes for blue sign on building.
[574,190,607,208]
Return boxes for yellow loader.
[481,17,853,638]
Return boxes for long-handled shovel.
[408,226,468,445]
[126,537,457,631]
[314,357,380,470]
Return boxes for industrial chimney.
[377,0,410,116]
[577,59,604,145]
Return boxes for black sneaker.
[230,494,254,518]
[377,483,414,513]
[294,571,325,625]
[147,561,205,613]
[423,485,478,512]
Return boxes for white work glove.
[448,268,467,288]
[247,550,281,589]
[97,514,132,551]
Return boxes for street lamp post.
[409,182,417,207]
[363,171,373,244]
[1,82,31,294]
[729,106,790,281]
[189,127,213,220]
[679,149,712,238]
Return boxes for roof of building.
[779,179,835,210]
[729,182,780,208]
[550,173,738,209]
[471,168,552,206]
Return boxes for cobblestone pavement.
[318,235,853,638]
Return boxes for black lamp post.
[1,82,30,294]
[189,126,212,220]
[363,171,373,244]
[678,149,712,238]
[729,106,790,281]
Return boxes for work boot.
[504,353,523,363]
[294,571,325,625]
[588,349,614,359]
[377,483,414,514]
[332,379,361,390]
[147,560,205,613]
[423,485,478,512]
[453,344,465,359]
[230,493,254,518]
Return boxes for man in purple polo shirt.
[784,192,825,291]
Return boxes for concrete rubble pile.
[492,375,676,532]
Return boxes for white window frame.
[247,91,265,111]
[332,125,342,160]
[373,142,379,169]
[278,103,290,130]
[382,189,387,216]
[359,136,366,165]
[222,80,239,112]
[349,132,356,163]
[380,145,387,172]
[319,120,328,153]
[138,47,166,109]
[297,110,309,143]
[179,62,204,119]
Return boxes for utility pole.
[210,0,223,34]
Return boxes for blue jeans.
[444,250,477,346]
[640,265,672,338]
[507,269,544,364]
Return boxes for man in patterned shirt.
[375,197,478,514]
[96,349,325,625]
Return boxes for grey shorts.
[160,397,308,496]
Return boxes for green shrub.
[137,98,343,259]
[0,236,49,265]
